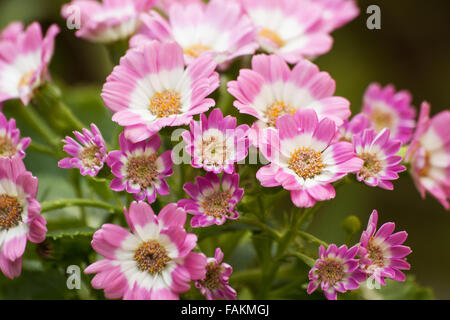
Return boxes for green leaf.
[46,227,97,240]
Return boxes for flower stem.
[238,217,281,240]
[41,198,122,214]
[297,230,329,248]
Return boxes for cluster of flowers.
[0,0,448,300]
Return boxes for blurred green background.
[0,0,448,299]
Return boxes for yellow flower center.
[80,145,101,169]
[201,190,233,219]
[367,240,385,268]
[370,107,395,133]
[134,240,170,275]
[184,44,212,58]
[259,28,285,48]
[0,194,23,230]
[200,262,224,290]
[0,135,17,158]
[288,147,325,179]
[317,259,345,286]
[18,70,34,88]
[264,101,297,127]
[149,90,182,118]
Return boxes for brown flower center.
[201,191,233,219]
[0,194,23,230]
[201,262,223,290]
[184,44,212,58]
[370,107,394,133]
[317,259,345,286]
[264,101,297,127]
[202,135,227,166]
[288,147,325,179]
[149,90,182,118]
[127,154,159,189]
[134,240,170,275]
[259,28,285,48]
[359,152,382,179]
[80,145,101,169]
[0,135,17,158]
[418,150,431,177]
[367,240,385,268]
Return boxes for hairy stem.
[41,198,122,214]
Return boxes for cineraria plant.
[0,0,447,300]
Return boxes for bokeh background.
[0,0,448,299]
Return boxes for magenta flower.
[59,124,108,177]
[239,0,333,63]
[362,83,416,144]
[311,0,359,33]
[102,41,219,142]
[0,22,59,105]
[0,112,31,159]
[307,244,366,300]
[0,21,24,42]
[61,0,156,43]
[130,0,258,65]
[228,54,351,134]
[406,102,450,210]
[338,113,370,143]
[195,248,237,300]
[358,210,411,286]
[178,172,243,227]
[107,133,173,203]
[256,109,363,208]
[85,201,207,300]
[353,128,406,190]
[182,108,249,174]
[0,157,47,279]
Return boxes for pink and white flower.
[61,0,156,43]
[353,128,406,190]
[0,112,31,159]
[358,210,411,286]
[337,113,371,143]
[182,108,249,174]
[58,124,107,177]
[228,54,351,139]
[102,41,219,142]
[0,157,47,279]
[0,22,59,105]
[362,83,416,144]
[178,172,243,228]
[130,0,258,65]
[85,201,207,300]
[239,0,333,63]
[0,22,24,42]
[307,244,366,300]
[256,109,363,208]
[106,133,173,203]
[310,0,359,33]
[406,102,450,210]
[195,248,237,300]
[157,0,203,12]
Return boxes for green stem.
[297,230,329,248]
[28,141,62,158]
[290,252,316,268]
[238,217,281,240]
[41,199,122,214]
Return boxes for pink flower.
[157,0,204,12]
[353,128,406,190]
[310,0,359,33]
[228,54,351,140]
[0,21,24,42]
[102,41,219,142]
[337,113,370,143]
[256,109,363,208]
[239,0,333,63]
[59,124,108,177]
[362,83,416,144]
[182,108,249,174]
[406,102,450,210]
[0,157,46,279]
[130,0,258,65]
[178,172,243,228]
[307,244,366,300]
[195,248,237,300]
[85,201,206,300]
[0,112,31,159]
[0,22,59,105]
[358,210,411,286]
[106,133,173,203]
[61,0,156,43]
